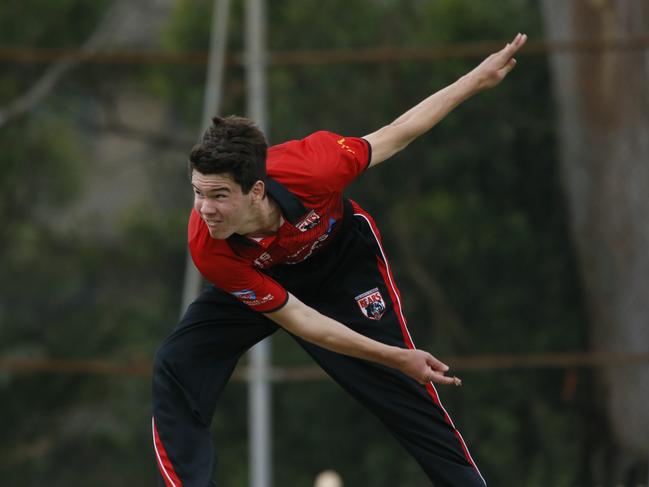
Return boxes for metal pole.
[179,0,232,316]
[245,1,272,487]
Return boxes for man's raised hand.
[469,33,528,90]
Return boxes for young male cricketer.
[153,33,528,487]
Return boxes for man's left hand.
[469,32,528,91]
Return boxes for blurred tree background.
[1,0,646,486]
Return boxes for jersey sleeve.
[301,131,371,193]
[199,255,289,313]
[188,211,288,313]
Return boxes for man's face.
[191,170,253,239]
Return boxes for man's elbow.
[366,125,412,167]
[269,301,316,337]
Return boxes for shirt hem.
[259,292,289,314]
[361,137,372,171]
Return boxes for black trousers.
[152,206,485,487]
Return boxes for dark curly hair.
[188,116,268,194]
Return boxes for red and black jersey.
[188,131,371,312]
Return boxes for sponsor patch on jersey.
[355,287,386,321]
[231,289,257,301]
[231,289,275,308]
[295,210,321,232]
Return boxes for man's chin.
[207,227,233,240]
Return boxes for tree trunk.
[539,0,649,476]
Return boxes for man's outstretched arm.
[364,33,527,167]
[265,293,460,386]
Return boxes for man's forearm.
[368,74,480,162]
[270,296,406,369]
[392,74,479,131]
[364,33,527,166]
[266,293,458,385]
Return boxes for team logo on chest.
[295,210,321,232]
[253,252,273,268]
[355,287,386,321]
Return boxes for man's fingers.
[507,33,527,55]
[493,34,526,78]
[500,33,527,60]
[426,354,449,372]
[502,57,517,74]
[417,353,461,386]
[423,372,462,386]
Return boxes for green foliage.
[0,0,110,105]
[1,209,183,485]
[0,0,109,47]
[141,0,247,127]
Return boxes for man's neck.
[242,196,283,238]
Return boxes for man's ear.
[250,180,266,202]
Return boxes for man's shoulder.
[267,130,369,200]
[268,131,337,157]
[266,131,340,182]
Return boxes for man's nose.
[200,199,218,215]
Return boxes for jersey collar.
[263,177,308,225]
[227,177,308,247]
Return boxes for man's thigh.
[154,285,278,423]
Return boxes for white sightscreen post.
[245,1,272,487]
[179,0,232,316]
